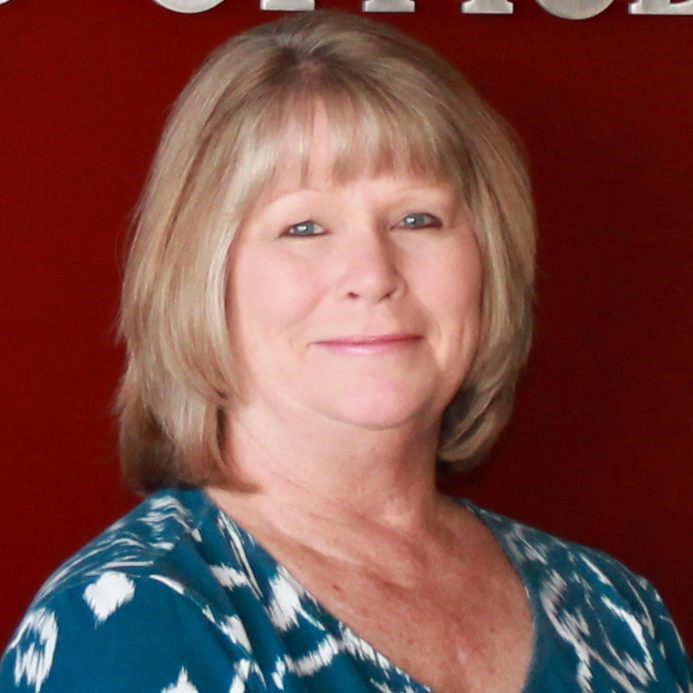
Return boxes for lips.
[313,333,423,354]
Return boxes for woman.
[1,11,688,692]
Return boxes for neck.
[207,405,447,567]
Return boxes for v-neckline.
[201,489,540,692]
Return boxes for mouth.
[313,333,423,354]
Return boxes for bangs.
[226,66,475,214]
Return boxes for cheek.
[229,246,323,345]
[430,246,483,390]
[419,241,483,328]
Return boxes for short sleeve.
[0,574,266,692]
[634,576,692,691]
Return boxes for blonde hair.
[118,10,535,493]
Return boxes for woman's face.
[227,121,482,436]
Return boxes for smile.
[313,334,423,355]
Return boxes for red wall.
[1,0,691,650]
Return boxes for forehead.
[261,103,453,202]
[271,106,337,192]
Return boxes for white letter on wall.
[536,0,615,19]
[462,0,513,13]
[629,0,693,13]
[153,0,224,12]
[363,0,415,12]
[261,0,315,9]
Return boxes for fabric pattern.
[1,489,689,692]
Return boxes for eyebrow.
[265,180,456,202]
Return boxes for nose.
[336,229,405,303]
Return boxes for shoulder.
[32,489,210,598]
[466,500,670,615]
[0,489,266,692]
[464,499,691,691]
[467,500,652,593]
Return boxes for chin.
[314,381,436,431]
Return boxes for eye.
[398,212,442,230]
[284,220,326,238]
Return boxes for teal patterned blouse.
[1,489,689,692]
